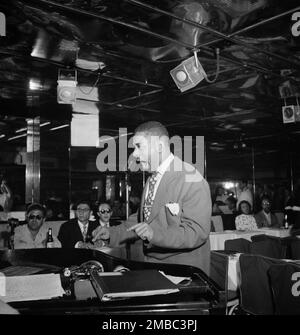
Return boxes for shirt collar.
[77,220,88,229]
[100,220,109,227]
[156,153,174,176]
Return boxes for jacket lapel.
[147,159,179,222]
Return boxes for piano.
[0,248,225,315]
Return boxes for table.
[209,228,291,251]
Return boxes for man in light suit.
[92,121,212,274]
[254,196,279,228]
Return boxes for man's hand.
[92,226,110,242]
[76,241,85,249]
[127,223,153,241]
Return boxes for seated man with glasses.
[97,202,122,228]
[58,200,101,248]
[14,203,61,249]
[254,196,279,228]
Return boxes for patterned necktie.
[82,224,88,241]
[143,172,158,222]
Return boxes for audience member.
[237,179,253,209]
[225,196,238,214]
[97,202,121,227]
[14,203,61,249]
[0,176,13,212]
[220,196,238,230]
[58,200,100,248]
[254,196,279,228]
[235,200,258,231]
[212,185,228,214]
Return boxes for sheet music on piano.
[0,273,65,302]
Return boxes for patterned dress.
[235,214,258,231]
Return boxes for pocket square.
[165,203,180,216]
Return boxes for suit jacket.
[254,210,279,228]
[108,156,212,275]
[58,218,99,248]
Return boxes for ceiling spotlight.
[57,69,77,104]
[170,48,220,92]
[282,105,300,123]
[170,54,206,92]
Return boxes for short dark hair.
[226,196,237,206]
[26,203,46,217]
[261,196,271,203]
[75,200,91,209]
[238,200,252,213]
[135,121,169,138]
[98,202,111,210]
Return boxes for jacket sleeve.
[108,213,139,247]
[149,173,212,249]
[57,223,74,248]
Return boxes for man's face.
[98,204,112,223]
[262,199,271,213]
[76,203,91,223]
[27,209,44,232]
[132,133,160,172]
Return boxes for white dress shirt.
[77,220,89,236]
[99,220,110,228]
[74,220,89,248]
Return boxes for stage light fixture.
[57,69,77,104]
[170,49,220,92]
[170,55,206,92]
[282,105,300,124]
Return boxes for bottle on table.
[46,227,54,248]
[284,214,289,229]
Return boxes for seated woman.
[14,203,61,249]
[212,185,228,214]
[235,200,258,231]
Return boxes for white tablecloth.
[209,228,291,251]
[228,253,241,291]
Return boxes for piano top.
[0,248,225,315]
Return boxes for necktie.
[143,172,158,222]
[82,224,88,242]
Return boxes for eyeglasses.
[99,209,111,214]
[28,215,43,220]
